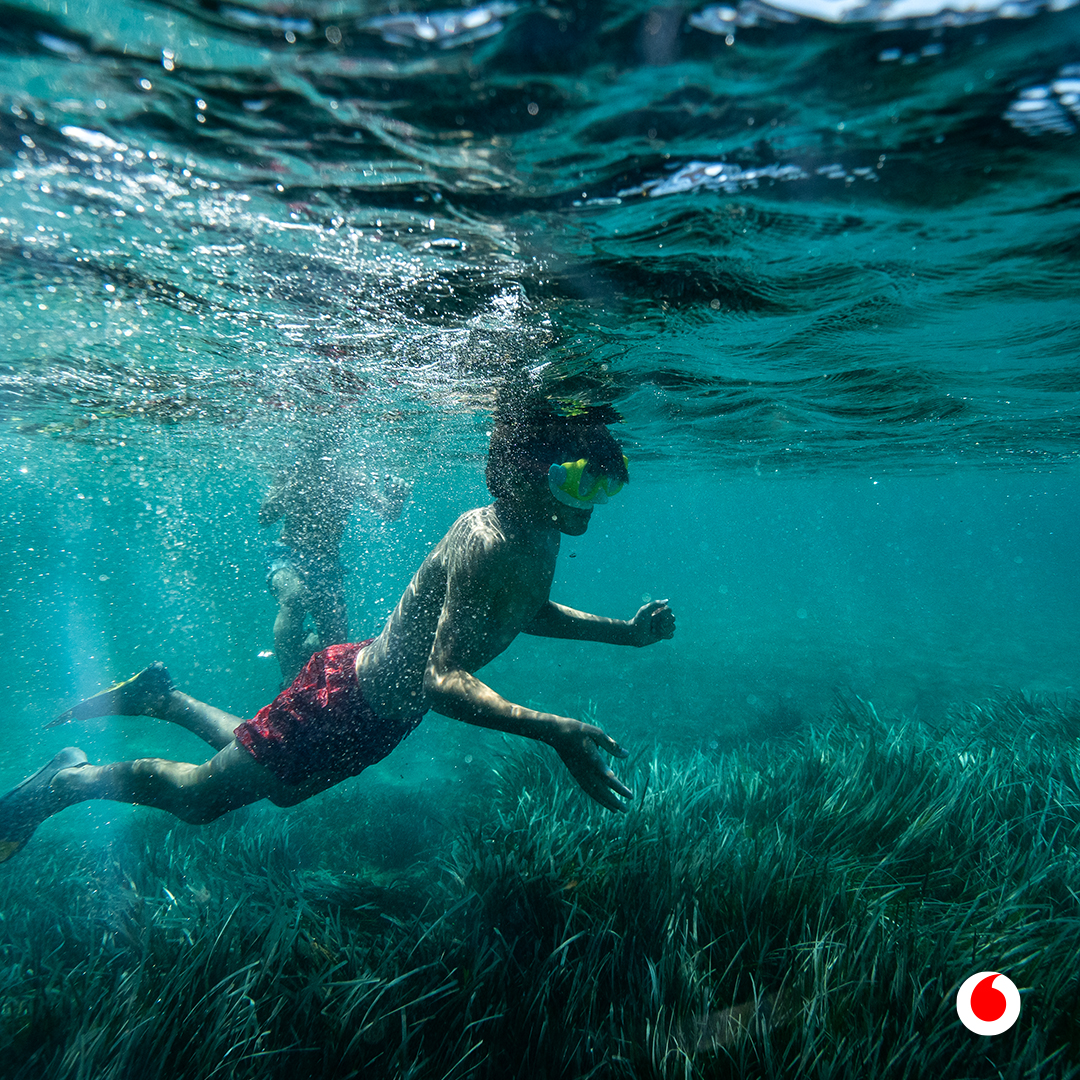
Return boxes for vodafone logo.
[956,972,1021,1035]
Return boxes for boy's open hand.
[629,599,675,647]
[551,720,632,813]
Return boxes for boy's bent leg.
[163,692,246,751]
[51,742,289,826]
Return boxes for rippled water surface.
[1,0,1079,787]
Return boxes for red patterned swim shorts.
[234,642,423,785]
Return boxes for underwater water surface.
[2,0,1080,1077]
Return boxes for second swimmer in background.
[259,438,411,683]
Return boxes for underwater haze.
[2,0,1080,1077]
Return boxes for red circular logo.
[956,972,1020,1035]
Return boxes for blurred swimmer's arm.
[350,470,412,521]
[258,475,287,527]
[525,599,675,647]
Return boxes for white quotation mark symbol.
[956,972,1021,1035]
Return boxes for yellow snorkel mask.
[547,456,629,509]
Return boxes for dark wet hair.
[486,397,628,501]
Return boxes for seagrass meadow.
[2,693,1079,1080]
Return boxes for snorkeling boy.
[0,404,675,862]
[260,441,411,684]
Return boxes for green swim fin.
[0,747,88,862]
[49,663,173,728]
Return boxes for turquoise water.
[1,0,1079,1067]
[3,0,1078,754]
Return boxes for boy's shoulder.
[439,503,546,574]
[442,504,505,554]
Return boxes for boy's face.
[510,469,593,534]
[549,498,593,536]
[498,430,625,536]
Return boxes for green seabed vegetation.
[2,694,1080,1080]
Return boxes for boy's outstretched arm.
[525,599,675,647]
[425,659,634,812]
[422,541,635,812]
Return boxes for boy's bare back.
[356,464,674,813]
[357,504,558,717]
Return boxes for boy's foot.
[48,662,173,728]
[0,747,88,862]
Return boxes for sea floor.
[2,692,1077,1079]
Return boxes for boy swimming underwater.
[0,402,675,861]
